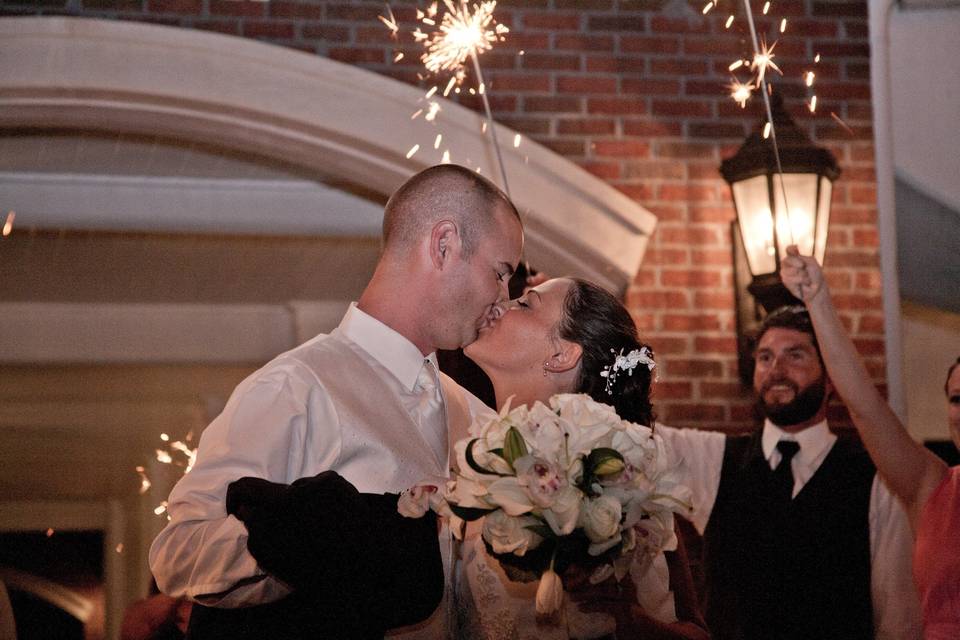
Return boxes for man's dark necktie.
[772,440,800,502]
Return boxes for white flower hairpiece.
[599,347,656,395]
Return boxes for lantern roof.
[720,92,841,184]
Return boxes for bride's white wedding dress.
[454,521,679,640]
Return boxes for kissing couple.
[148,165,707,640]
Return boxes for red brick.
[701,382,748,399]
[489,74,550,92]
[522,53,581,71]
[650,58,710,76]
[497,117,551,135]
[858,315,885,334]
[666,404,726,422]
[524,96,581,113]
[147,0,201,13]
[824,251,878,268]
[689,205,735,222]
[853,228,878,247]
[651,337,693,355]
[652,100,715,118]
[192,20,241,35]
[853,338,886,357]
[650,16,712,34]
[539,140,586,157]
[588,98,647,115]
[663,313,722,331]
[621,79,682,96]
[694,291,736,310]
[662,269,722,287]
[523,12,581,30]
[657,226,721,245]
[210,0,264,17]
[588,15,647,31]
[301,23,350,40]
[692,249,734,266]
[688,122,747,139]
[695,336,739,354]
[832,294,883,310]
[643,204,686,222]
[581,162,622,180]
[557,76,618,94]
[622,120,683,136]
[621,36,681,54]
[555,34,616,51]
[655,142,717,160]
[627,290,690,309]
[615,184,655,200]
[269,1,323,18]
[328,47,386,63]
[850,186,877,205]
[557,119,616,135]
[657,184,718,202]
[665,359,724,377]
[855,271,882,290]
[653,381,695,400]
[244,21,296,39]
[824,271,853,291]
[593,140,651,157]
[326,4,380,20]
[623,161,686,180]
[643,248,690,264]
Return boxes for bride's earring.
[542,362,549,377]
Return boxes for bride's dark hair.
[556,278,656,427]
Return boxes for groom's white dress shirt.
[657,419,923,640]
[149,303,474,615]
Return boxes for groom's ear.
[544,340,582,374]
[429,220,460,270]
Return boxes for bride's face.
[464,277,574,378]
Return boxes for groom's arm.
[148,361,341,607]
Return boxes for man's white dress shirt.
[657,419,922,640]
[149,303,474,614]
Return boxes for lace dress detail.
[454,522,622,640]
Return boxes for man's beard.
[758,376,828,427]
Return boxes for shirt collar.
[338,303,439,393]
[761,418,835,466]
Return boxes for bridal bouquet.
[399,393,692,615]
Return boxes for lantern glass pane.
[815,177,832,264]
[732,175,777,276]
[772,173,819,260]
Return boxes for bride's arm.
[779,246,947,523]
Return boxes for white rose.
[481,510,543,556]
[535,568,564,615]
[580,495,623,555]
[515,455,568,508]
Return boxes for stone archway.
[0,16,656,294]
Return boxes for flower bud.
[535,568,564,615]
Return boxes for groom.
[148,164,523,637]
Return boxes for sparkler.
[382,1,511,194]
[137,431,197,518]
[740,0,797,247]
[2,211,13,237]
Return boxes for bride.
[456,276,708,640]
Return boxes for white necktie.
[415,360,447,468]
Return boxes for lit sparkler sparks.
[419,0,508,77]
[751,38,782,86]
[138,431,197,517]
[2,211,13,236]
[728,79,754,108]
[378,4,399,37]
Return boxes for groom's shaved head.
[382,164,519,259]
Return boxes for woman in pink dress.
[781,247,959,639]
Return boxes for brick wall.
[1,0,882,432]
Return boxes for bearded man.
[659,306,921,640]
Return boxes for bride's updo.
[556,279,656,427]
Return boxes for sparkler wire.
[469,50,510,197]
[741,0,797,249]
